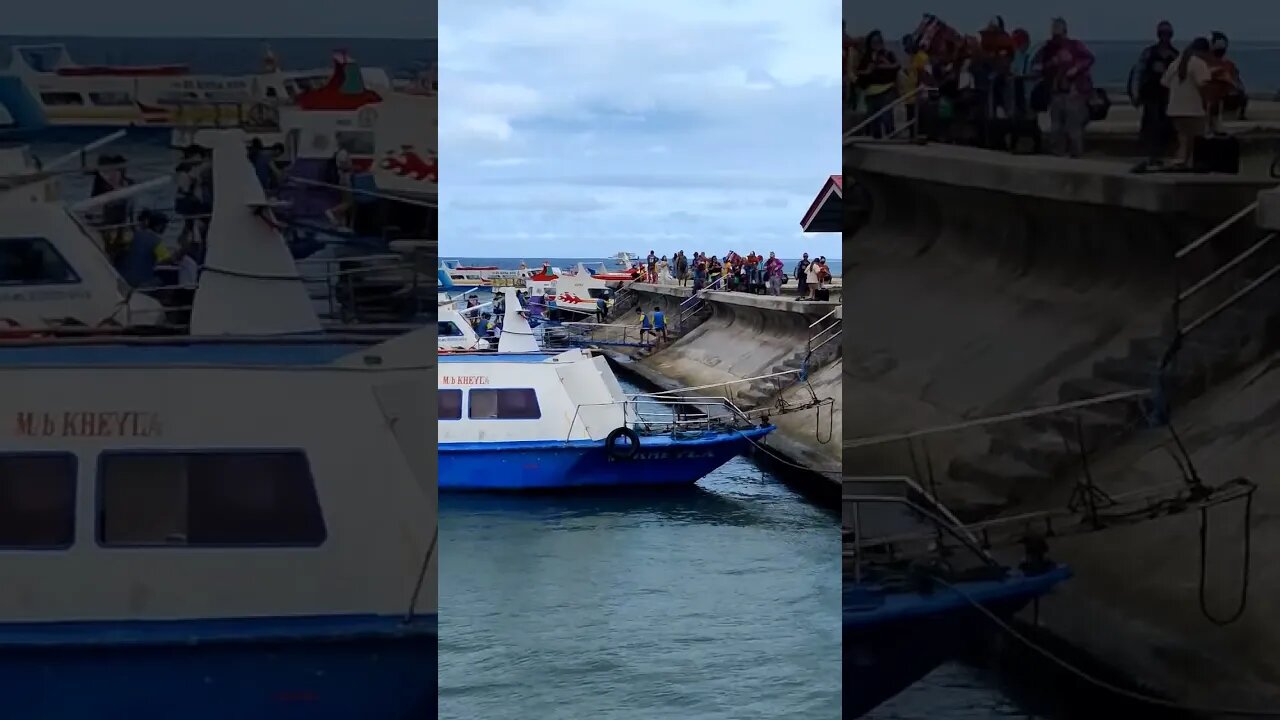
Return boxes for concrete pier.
[608,285,842,486]
[846,140,1280,709]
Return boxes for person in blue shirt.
[637,307,652,345]
[117,211,172,289]
[247,138,279,194]
[652,306,667,342]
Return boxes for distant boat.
[0,44,349,138]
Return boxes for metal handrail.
[808,308,838,329]
[1171,195,1280,339]
[1175,201,1258,261]
[562,394,759,441]
[844,85,929,142]
[844,389,1149,450]
[1178,232,1278,303]
[843,493,1000,584]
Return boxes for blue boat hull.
[843,566,1071,718]
[440,426,774,490]
[0,614,436,720]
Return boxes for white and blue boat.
[0,129,437,719]
[438,288,775,490]
[842,477,1071,716]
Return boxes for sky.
[845,0,1280,41]
[439,0,840,260]
[0,0,435,37]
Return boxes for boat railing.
[109,253,432,328]
[843,475,999,584]
[563,394,759,442]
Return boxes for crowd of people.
[845,15,1248,166]
[86,137,368,301]
[630,250,834,301]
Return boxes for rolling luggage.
[815,288,831,302]
[1192,133,1240,174]
[1193,107,1239,174]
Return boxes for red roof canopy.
[801,175,842,233]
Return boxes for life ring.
[605,427,641,460]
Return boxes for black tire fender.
[605,427,641,460]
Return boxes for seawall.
[845,140,1280,707]
[611,284,842,494]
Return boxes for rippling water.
[867,664,1046,719]
[438,383,841,719]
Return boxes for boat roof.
[0,340,366,366]
[439,349,588,364]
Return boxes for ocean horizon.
[444,256,845,278]
[0,36,435,77]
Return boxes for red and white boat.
[440,260,501,286]
[0,44,339,134]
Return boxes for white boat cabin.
[438,304,491,351]
[0,127,439,627]
[0,203,164,328]
[0,345,437,623]
[439,347,628,444]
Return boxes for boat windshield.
[17,46,68,73]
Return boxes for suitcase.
[1193,134,1240,174]
[1193,107,1240,174]
[815,288,831,302]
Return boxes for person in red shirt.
[1205,31,1246,128]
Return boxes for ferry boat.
[0,44,339,138]
[439,288,775,490]
[843,477,1070,716]
[440,260,500,286]
[522,264,621,318]
[168,51,394,151]
[271,81,435,269]
[0,128,437,719]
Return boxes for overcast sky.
[845,0,1280,40]
[439,0,840,259]
[1,0,435,37]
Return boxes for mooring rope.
[933,575,1280,717]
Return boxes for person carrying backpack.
[794,253,810,299]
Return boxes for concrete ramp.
[627,288,842,471]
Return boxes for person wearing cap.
[1129,22,1180,166]
[794,253,810,299]
[1205,32,1246,130]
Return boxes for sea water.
[438,379,842,719]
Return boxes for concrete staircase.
[946,271,1280,509]
[731,321,844,410]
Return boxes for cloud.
[440,0,840,258]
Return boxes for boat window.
[587,288,609,299]
[0,238,81,285]
[336,131,375,156]
[97,451,326,547]
[439,389,462,420]
[0,454,76,549]
[40,92,84,106]
[438,321,465,338]
[468,389,541,420]
[89,92,133,106]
